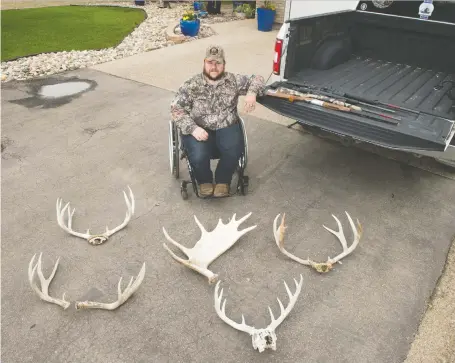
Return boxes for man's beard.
[203,67,225,81]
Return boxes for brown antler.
[273,212,363,273]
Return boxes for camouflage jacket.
[170,72,266,135]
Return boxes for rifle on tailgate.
[266,87,401,125]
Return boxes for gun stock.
[266,89,351,112]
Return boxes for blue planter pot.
[257,8,275,32]
[180,19,200,37]
[193,1,202,11]
[134,0,145,5]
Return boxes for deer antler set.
[29,186,146,311]
[273,212,363,273]
[162,211,363,352]
[56,186,135,245]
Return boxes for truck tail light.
[273,38,283,75]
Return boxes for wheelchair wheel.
[181,181,188,200]
[240,175,249,195]
[168,120,179,178]
[239,117,248,170]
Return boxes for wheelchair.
[168,118,249,200]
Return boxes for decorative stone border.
[165,22,186,44]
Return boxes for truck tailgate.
[259,91,454,151]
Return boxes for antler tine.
[75,262,146,310]
[324,211,363,265]
[127,185,135,215]
[162,227,190,256]
[267,274,303,331]
[214,281,255,335]
[56,198,89,239]
[194,215,208,236]
[104,186,135,237]
[323,213,347,251]
[236,212,257,236]
[238,225,257,238]
[232,212,251,226]
[273,213,312,266]
[66,203,76,230]
[28,253,71,310]
[119,262,145,299]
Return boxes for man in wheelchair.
[170,45,266,198]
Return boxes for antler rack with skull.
[214,274,304,352]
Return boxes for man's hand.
[244,94,257,113]
[192,126,209,141]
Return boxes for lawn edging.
[165,22,186,44]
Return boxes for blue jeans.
[181,123,244,185]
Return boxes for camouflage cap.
[205,45,225,63]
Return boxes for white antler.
[56,186,135,245]
[75,262,145,310]
[322,212,363,265]
[273,212,363,273]
[214,281,255,335]
[266,274,304,331]
[214,275,304,353]
[28,253,70,310]
[162,212,257,284]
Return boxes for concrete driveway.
[2,64,455,363]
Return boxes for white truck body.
[263,0,455,167]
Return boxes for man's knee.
[183,136,211,165]
[222,142,243,159]
[217,124,244,156]
[190,148,211,166]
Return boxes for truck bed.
[259,53,455,151]
[261,6,455,152]
[288,55,455,120]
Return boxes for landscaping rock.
[0,2,242,82]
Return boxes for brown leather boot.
[199,183,214,197]
[213,183,230,197]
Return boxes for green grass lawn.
[1,6,146,61]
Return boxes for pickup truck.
[258,0,455,168]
